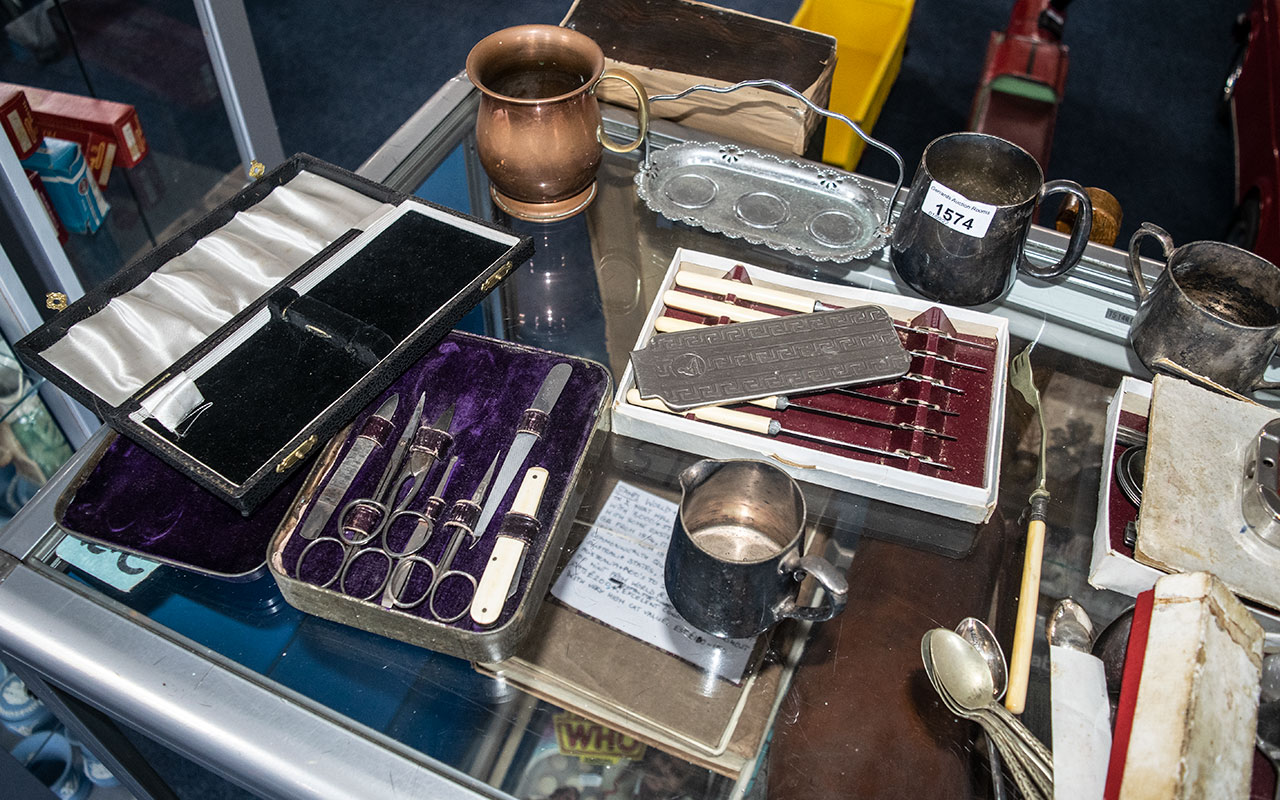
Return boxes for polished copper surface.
[467,25,608,220]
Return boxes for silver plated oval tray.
[635,141,889,262]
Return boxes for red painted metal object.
[969,0,1073,172]
[1226,0,1280,266]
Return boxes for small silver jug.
[664,459,848,639]
[1128,222,1280,394]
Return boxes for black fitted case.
[17,155,533,513]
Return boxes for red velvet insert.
[660,268,999,486]
[1107,410,1149,557]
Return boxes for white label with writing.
[6,110,31,153]
[122,122,141,160]
[923,180,998,238]
[550,481,754,682]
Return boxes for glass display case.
[0,71,1257,799]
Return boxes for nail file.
[471,363,571,540]
[298,394,398,540]
[470,467,548,626]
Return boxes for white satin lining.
[40,171,394,407]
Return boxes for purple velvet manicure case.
[18,154,534,513]
[267,332,612,661]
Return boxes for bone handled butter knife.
[298,394,399,540]
[471,362,572,539]
[470,467,548,626]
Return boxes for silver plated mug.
[1128,222,1280,394]
[664,459,848,640]
[890,132,1093,307]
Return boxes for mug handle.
[593,68,650,154]
[1019,179,1094,280]
[777,555,848,623]
[1126,221,1176,302]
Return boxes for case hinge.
[277,435,318,473]
[481,260,515,293]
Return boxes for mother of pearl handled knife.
[470,467,548,626]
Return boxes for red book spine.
[1103,588,1155,799]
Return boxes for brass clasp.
[481,261,515,293]
[276,435,318,473]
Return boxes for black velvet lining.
[144,210,516,484]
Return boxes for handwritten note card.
[550,481,754,682]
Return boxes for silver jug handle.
[776,555,848,623]
[644,78,907,238]
[1127,222,1176,302]
[1020,179,1093,280]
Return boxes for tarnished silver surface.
[630,306,909,410]
[635,141,889,262]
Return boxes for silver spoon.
[928,629,1055,792]
[955,617,1009,800]
[923,632,1041,800]
[956,617,1009,701]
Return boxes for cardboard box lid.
[562,0,838,155]
[16,154,533,512]
[20,136,79,172]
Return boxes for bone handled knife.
[470,467,548,626]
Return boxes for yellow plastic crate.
[791,0,913,170]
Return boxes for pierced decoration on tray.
[635,79,907,263]
[815,170,844,192]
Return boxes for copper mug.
[466,24,650,222]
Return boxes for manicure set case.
[267,333,612,662]
[18,154,534,514]
[39,155,614,659]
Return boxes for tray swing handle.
[643,78,907,238]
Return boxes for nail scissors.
[382,451,500,621]
[296,394,457,598]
